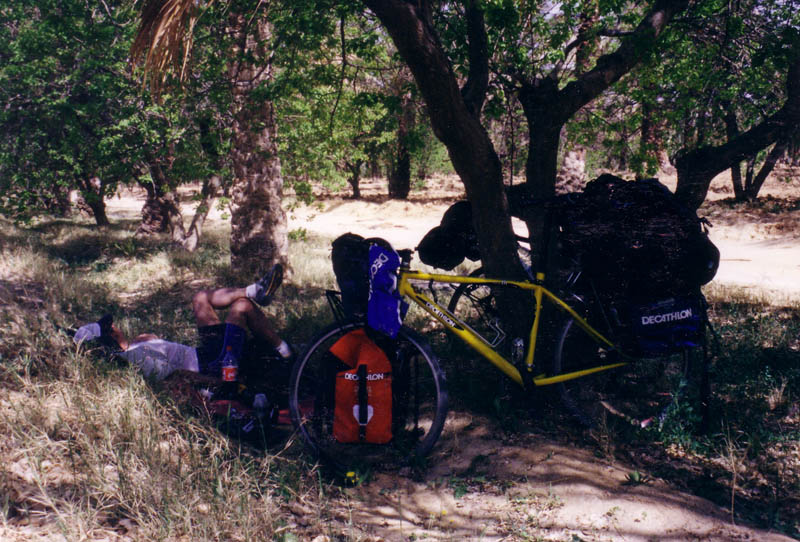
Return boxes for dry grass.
[1,209,800,539]
[0,217,365,542]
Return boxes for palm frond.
[131,0,207,94]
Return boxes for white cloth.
[73,323,101,343]
[117,339,199,381]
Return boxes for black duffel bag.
[559,175,719,300]
[417,200,480,270]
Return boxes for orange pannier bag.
[330,329,392,444]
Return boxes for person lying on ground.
[73,264,291,382]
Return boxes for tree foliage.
[0,0,218,227]
[2,0,799,242]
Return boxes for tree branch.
[460,0,489,116]
[556,0,690,121]
[675,51,800,208]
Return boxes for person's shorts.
[196,324,226,375]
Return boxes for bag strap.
[357,364,368,441]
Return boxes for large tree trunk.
[364,0,522,283]
[228,16,288,274]
[365,0,532,339]
[675,54,800,209]
[365,0,687,335]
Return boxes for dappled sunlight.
[333,410,794,541]
[1,170,799,541]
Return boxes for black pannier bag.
[331,233,393,317]
[331,233,370,317]
[417,200,480,270]
[558,174,720,300]
[626,295,706,356]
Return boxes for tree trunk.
[723,106,746,200]
[364,0,522,282]
[85,196,110,227]
[365,0,687,336]
[228,16,288,274]
[137,163,180,236]
[745,142,786,200]
[138,191,181,236]
[388,145,411,199]
[388,75,416,200]
[180,174,221,251]
[516,0,687,271]
[639,97,666,176]
[347,160,363,199]
[364,0,533,340]
[78,176,110,227]
[137,162,219,251]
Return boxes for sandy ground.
[100,172,800,541]
[284,172,800,306]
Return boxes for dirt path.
[341,414,793,542]
[110,173,800,541]
[279,175,799,541]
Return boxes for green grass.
[1,214,799,539]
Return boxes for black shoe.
[252,264,284,306]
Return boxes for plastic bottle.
[221,345,238,382]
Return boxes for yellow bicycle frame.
[396,269,627,388]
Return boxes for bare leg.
[225,297,282,347]
[192,287,248,327]
[108,325,160,351]
[131,333,159,345]
[192,289,282,347]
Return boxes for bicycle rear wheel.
[552,318,708,430]
[289,321,448,470]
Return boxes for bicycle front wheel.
[289,321,448,469]
[553,318,707,430]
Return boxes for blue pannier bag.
[630,295,706,356]
[367,244,408,338]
